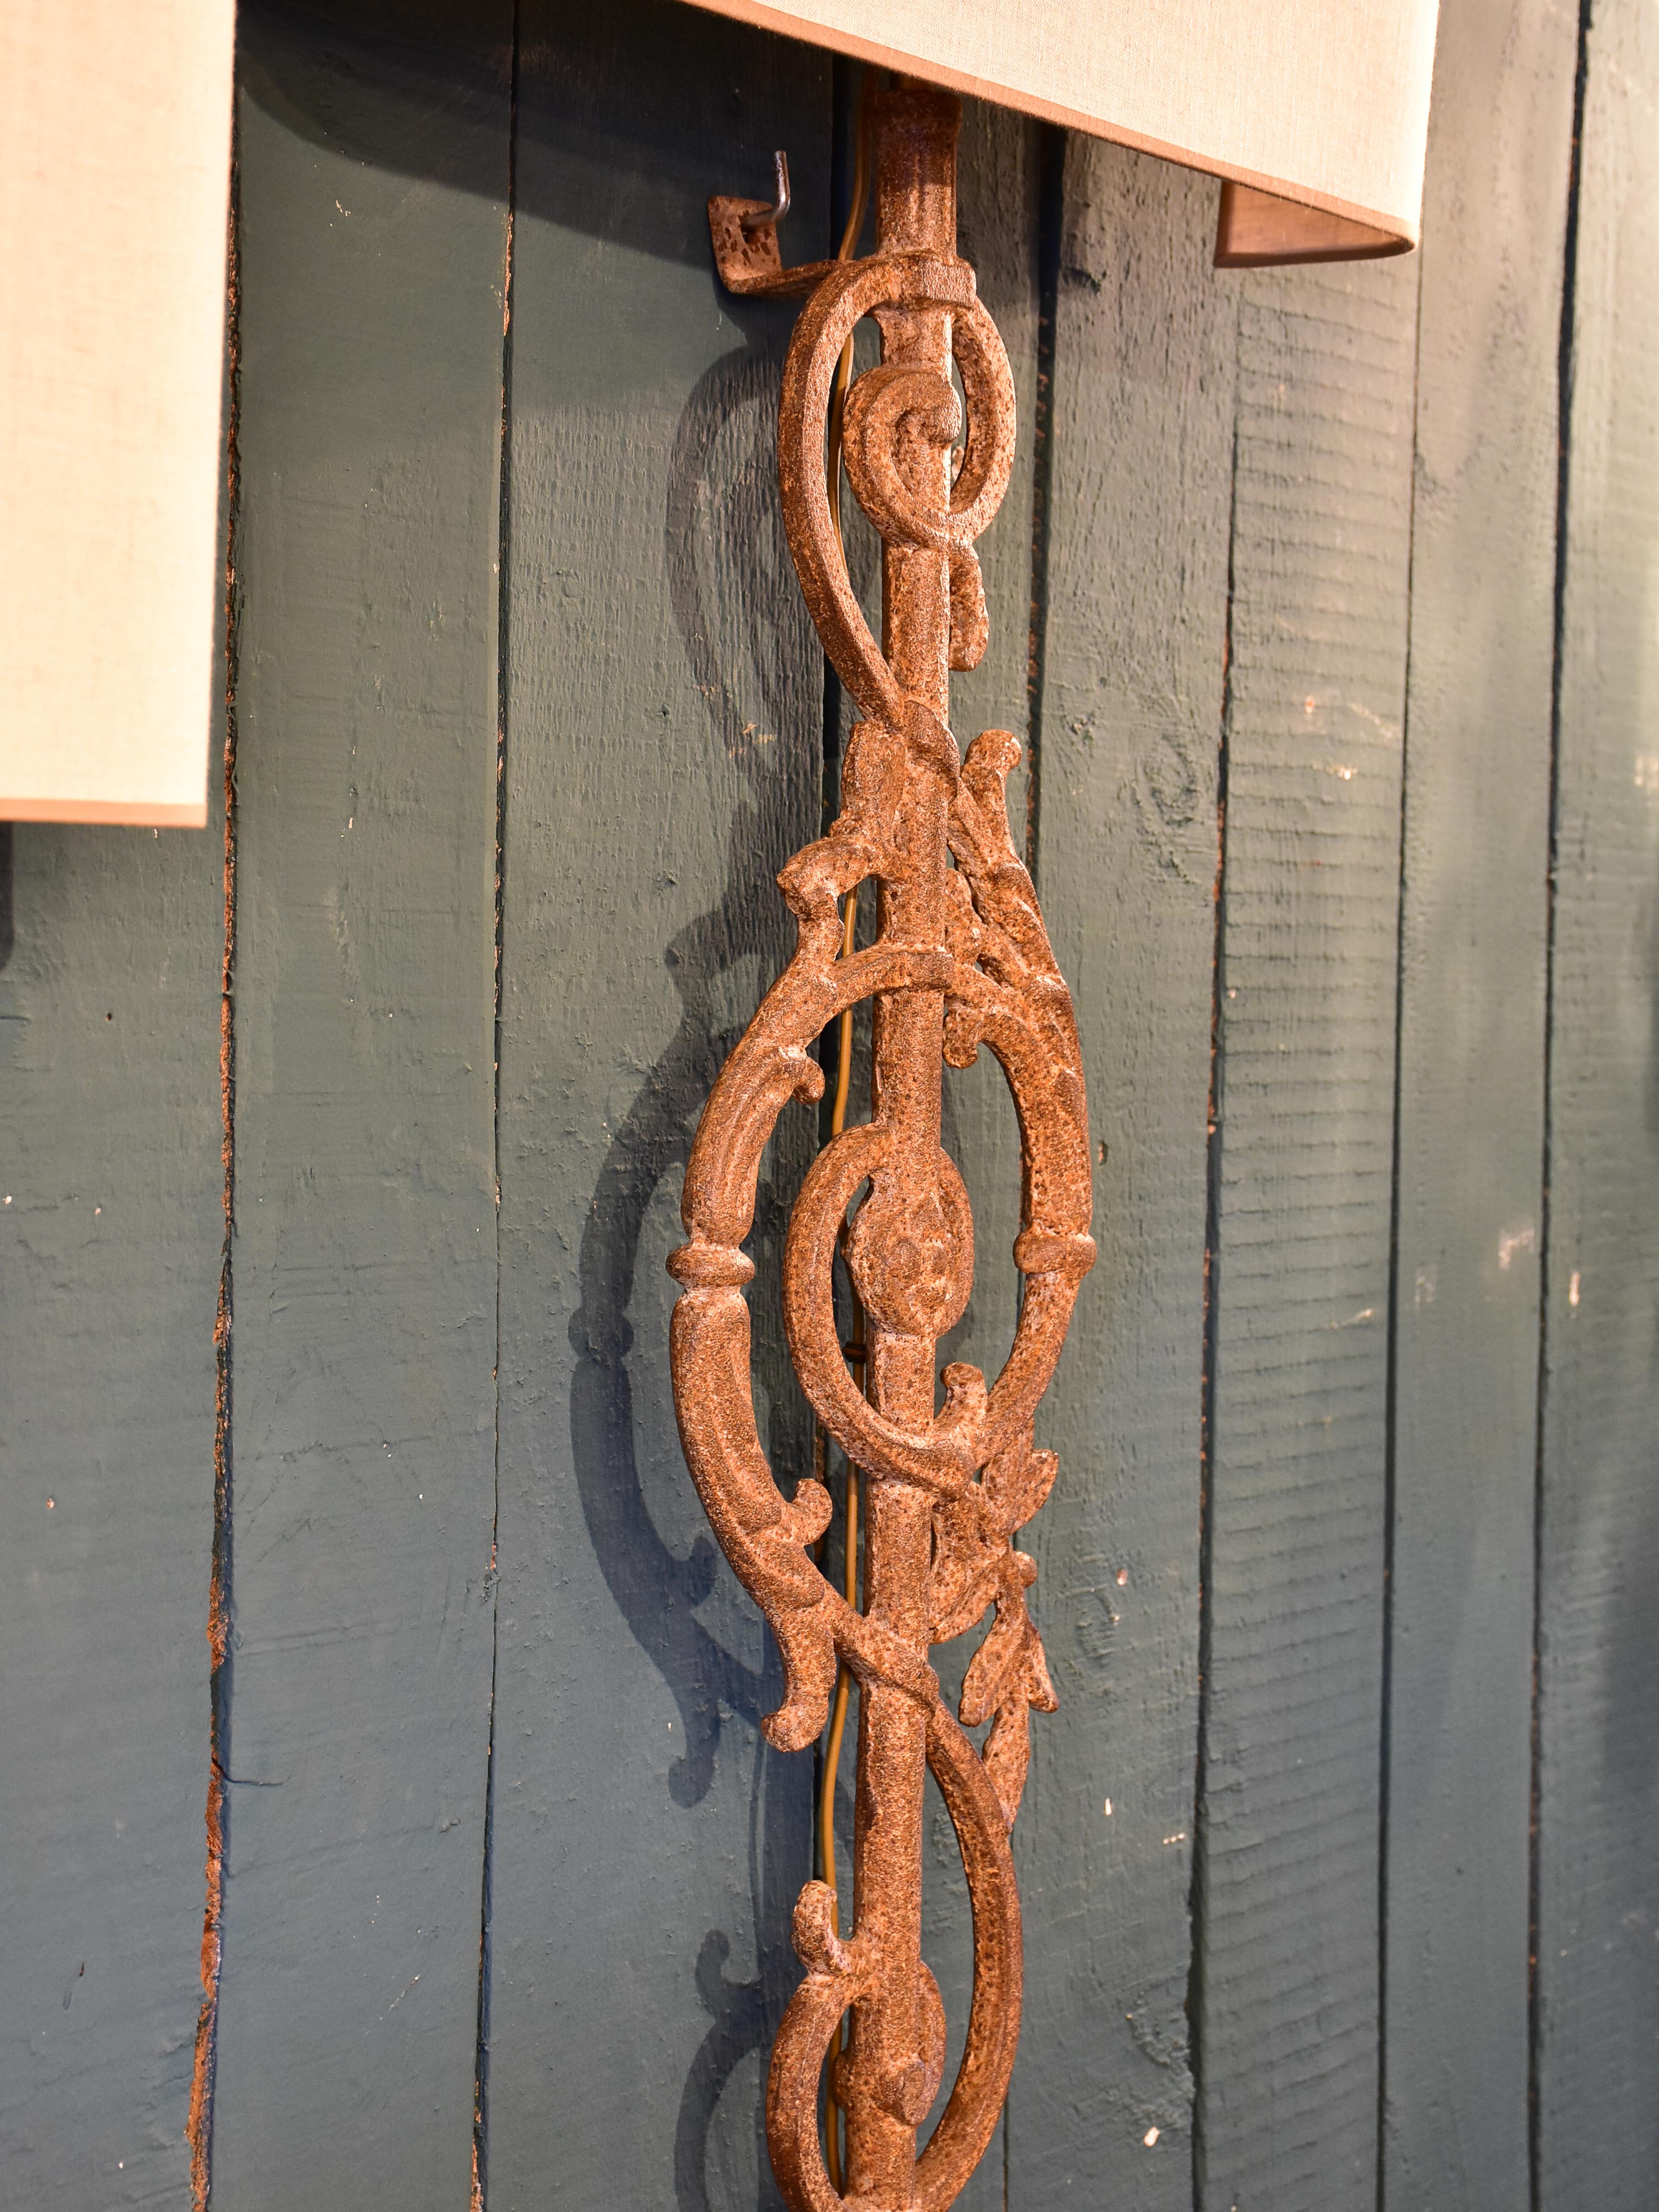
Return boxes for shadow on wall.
[242,0,788,264]
[564,333,833,2211]
[242,4,838,2199]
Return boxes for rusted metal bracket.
[708,161,839,299]
[672,80,1094,2212]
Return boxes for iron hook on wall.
[739,148,792,234]
[669,79,1095,2212]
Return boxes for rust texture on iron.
[674,81,1094,2212]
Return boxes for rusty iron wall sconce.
[667,81,1095,2212]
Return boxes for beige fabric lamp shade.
[685,0,1440,263]
[1,2,234,826]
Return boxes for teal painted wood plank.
[1196,257,1418,2210]
[208,5,510,2202]
[1015,140,1239,2206]
[1382,1,1577,2204]
[0,825,222,2203]
[1537,0,1659,2200]
[484,5,830,2203]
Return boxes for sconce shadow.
[239,0,809,272]
[240,3,837,2195]
[564,337,828,2210]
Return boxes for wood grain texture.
[207,6,510,2203]
[1381,1,1577,2204]
[482,7,828,2204]
[1537,0,1659,2200]
[1196,255,1418,2210]
[0,826,222,2202]
[1014,139,1238,2206]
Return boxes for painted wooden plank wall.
[1383,2,1577,2206]
[484,9,828,2206]
[1537,0,1659,2204]
[208,6,510,2205]
[1020,135,1238,2208]
[3,0,1657,2206]
[1197,248,1418,2212]
[0,827,222,2201]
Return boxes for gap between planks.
[189,130,243,2212]
[1529,6,1593,2207]
[472,13,522,2206]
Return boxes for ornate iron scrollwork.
[669,81,1094,2212]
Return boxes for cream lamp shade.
[685,0,1441,263]
[1,2,234,827]
[0,4,1430,826]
